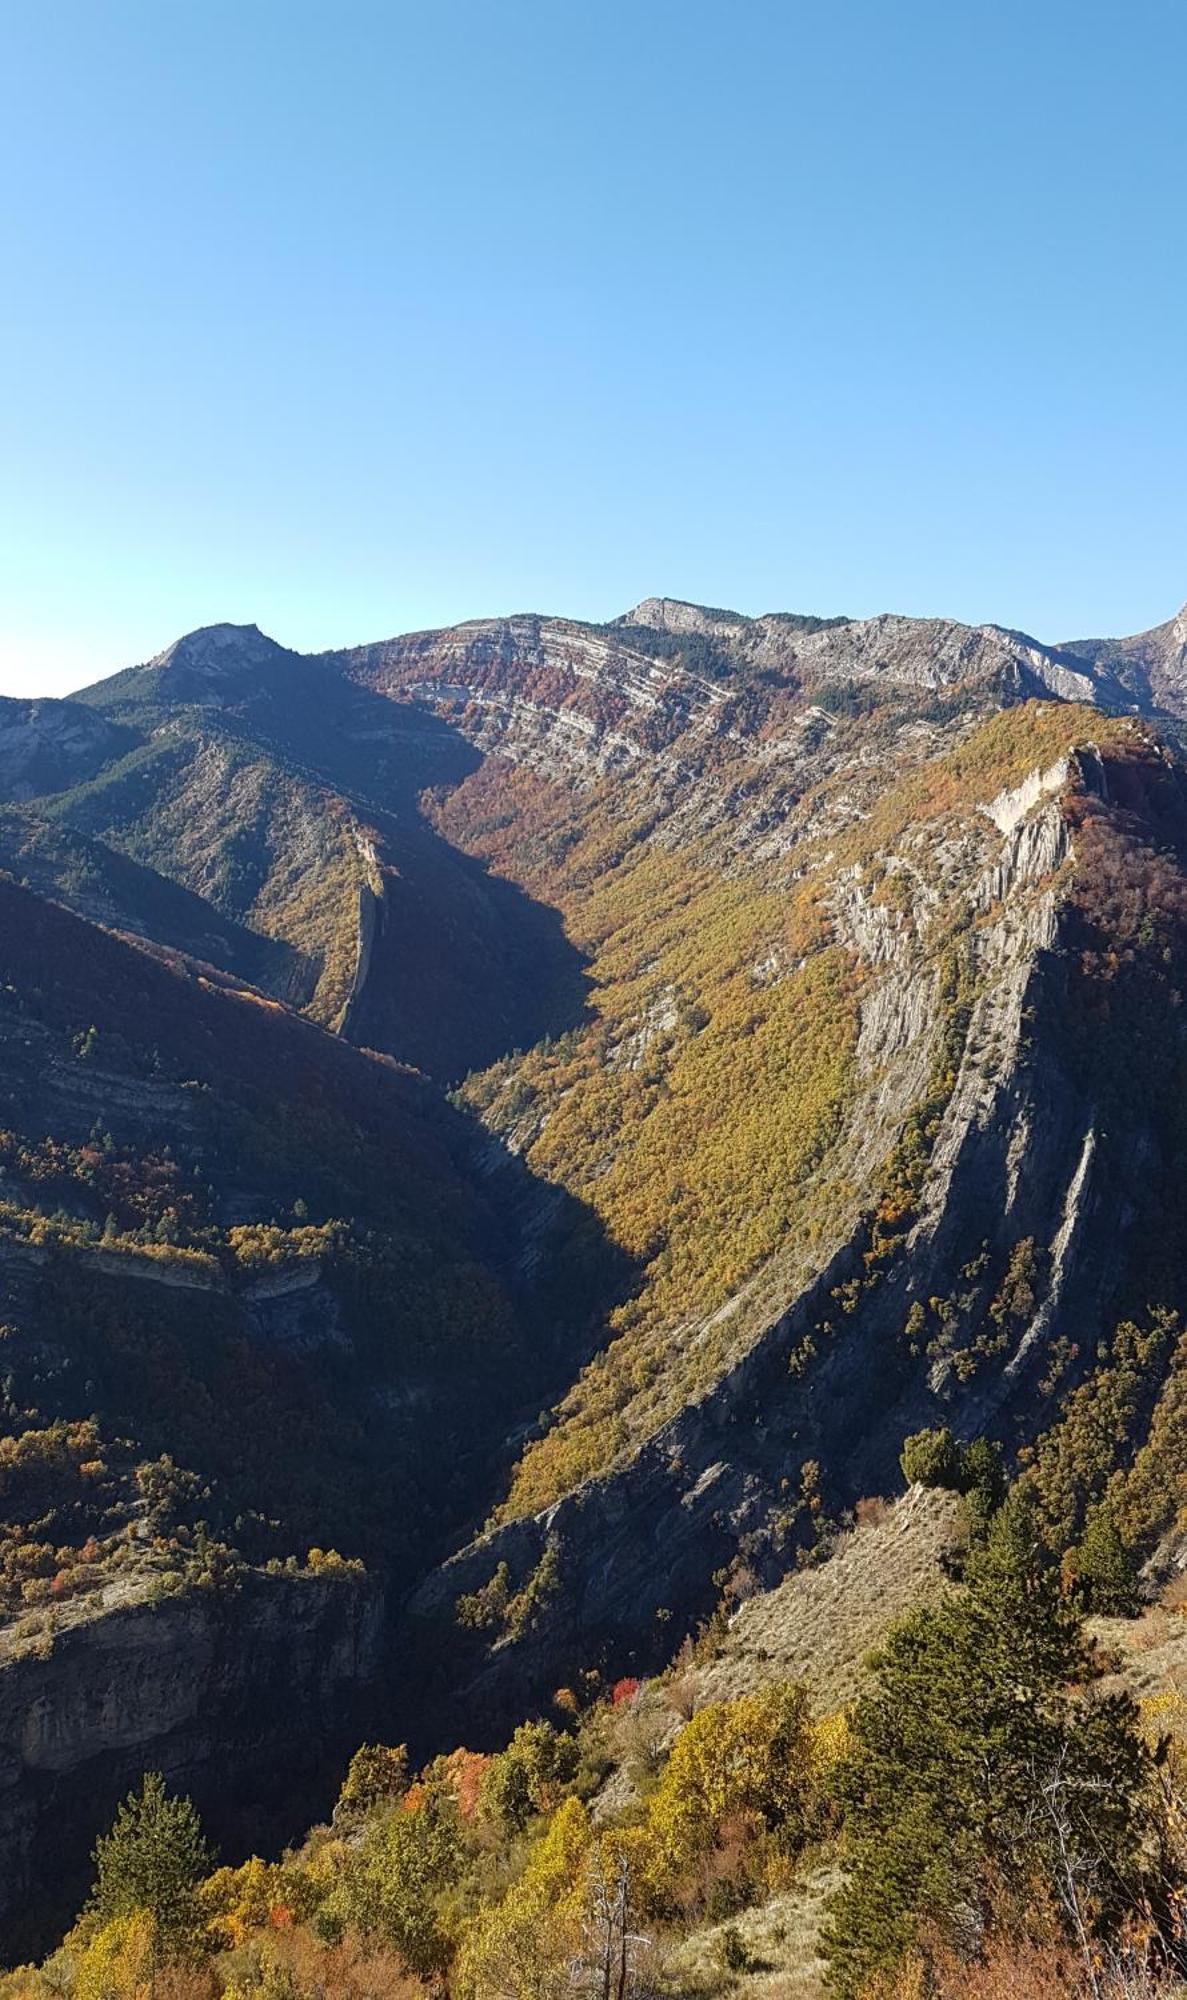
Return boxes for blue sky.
[2,1,1185,694]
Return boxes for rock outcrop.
[0,1570,382,1959]
[0,698,133,802]
[1063,600,1187,715]
[398,740,1170,1737]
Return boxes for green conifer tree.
[823,1491,1152,1997]
[89,1771,211,1960]
[1068,1498,1140,1617]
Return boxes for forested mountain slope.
[0,873,609,1942]
[4,592,1187,1960]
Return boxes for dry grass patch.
[691,1486,966,1716]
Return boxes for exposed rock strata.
[0,596,1185,1945]
[400,751,1147,1738]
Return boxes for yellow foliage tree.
[641,1682,815,1906]
[810,1706,852,1782]
[198,1854,292,1949]
[70,1911,157,2000]
[453,1795,591,2000]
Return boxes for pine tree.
[823,1491,1152,1997]
[89,1771,211,1960]
[1067,1498,1140,1616]
[957,1435,1005,1538]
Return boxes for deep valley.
[4,592,1187,1994]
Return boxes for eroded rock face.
[1062,602,1187,705]
[341,604,1127,783]
[398,746,1166,1739]
[141,624,299,703]
[0,698,134,802]
[0,1570,383,1958]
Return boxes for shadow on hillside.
[308,680,594,1084]
[77,652,595,1086]
[346,818,592,1084]
[0,874,636,1961]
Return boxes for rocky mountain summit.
[1064,598,1187,711]
[2,589,1187,1950]
[94,622,300,706]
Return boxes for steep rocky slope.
[4,591,1187,1955]
[400,713,1187,1731]
[326,596,1187,1728]
[0,1567,384,1960]
[1064,599,1187,714]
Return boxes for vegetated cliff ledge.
[0,1565,382,1961]
[399,740,1187,1743]
[0,874,619,1960]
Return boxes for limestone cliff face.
[404,937,1095,1740]
[341,605,1123,787]
[337,594,1182,740]
[0,1570,382,1959]
[401,747,1164,1737]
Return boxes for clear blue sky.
[2,1,1185,694]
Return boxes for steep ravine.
[395,751,1169,1743]
[0,879,619,1956]
[3,600,1187,1959]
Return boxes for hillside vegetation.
[0,873,588,1630]
[2,595,1187,1986]
[440,700,1141,1516]
[10,1482,1187,2000]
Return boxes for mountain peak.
[616,596,752,636]
[147,621,290,677]
[72,620,302,712]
